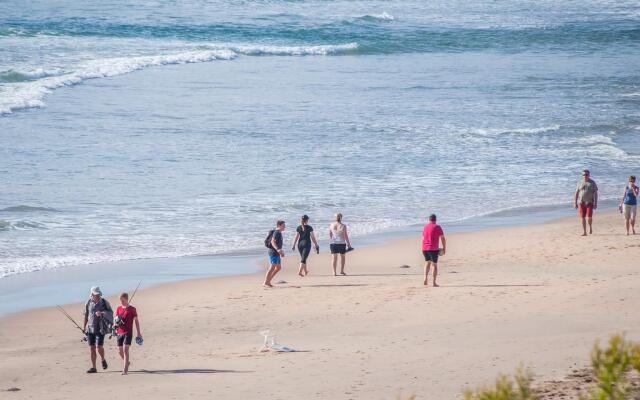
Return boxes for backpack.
[264,229,275,249]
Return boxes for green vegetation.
[463,367,537,400]
[585,335,640,400]
[461,334,640,400]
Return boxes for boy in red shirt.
[421,214,446,287]
[114,292,142,375]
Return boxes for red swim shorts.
[578,202,594,218]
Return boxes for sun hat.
[90,286,102,296]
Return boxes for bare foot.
[263,283,273,288]
[340,271,347,276]
[581,233,587,236]
[423,280,428,286]
[298,273,304,277]
[433,283,440,287]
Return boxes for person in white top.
[328,213,353,276]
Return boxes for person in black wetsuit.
[291,215,319,277]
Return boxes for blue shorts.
[268,254,281,265]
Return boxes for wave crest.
[0,43,358,115]
[357,12,395,22]
[1,205,60,212]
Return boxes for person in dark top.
[263,220,286,287]
[291,215,320,277]
[82,286,113,373]
[619,175,638,235]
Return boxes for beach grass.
[463,335,640,400]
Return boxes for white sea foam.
[0,43,359,114]
[470,125,561,136]
[209,42,359,56]
[359,12,395,21]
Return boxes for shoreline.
[1,209,639,398]
[0,200,619,317]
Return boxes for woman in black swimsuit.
[291,215,320,276]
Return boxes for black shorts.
[117,333,133,346]
[423,250,439,264]
[87,332,105,346]
[330,243,347,254]
[298,244,311,263]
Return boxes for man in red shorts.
[574,169,598,236]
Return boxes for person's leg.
[626,215,631,235]
[298,262,305,276]
[97,346,105,363]
[118,345,124,360]
[339,253,346,275]
[332,253,338,276]
[123,345,130,375]
[631,208,636,234]
[432,262,439,287]
[264,264,281,286]
[90,345,97,369]
[423,261,431,286]
[270,264,282,283]
[303,246,311,275]
[263,264,276,286]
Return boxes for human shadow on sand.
[306,283,369,288]
[135,368,250,375]
[445,284,545,288]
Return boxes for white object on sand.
[259,330,295,352]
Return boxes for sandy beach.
[1,210,639,399]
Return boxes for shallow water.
[1,0,639,277]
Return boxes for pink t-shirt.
[422,223,444,251]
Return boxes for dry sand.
[1,211,639,399]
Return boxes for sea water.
[1,0,639,278]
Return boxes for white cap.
[90,286,102,296]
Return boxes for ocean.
[1,0,639,278]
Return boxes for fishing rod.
[129,280,142,304]
[56,305,87,342]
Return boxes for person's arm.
[134,316,142,338]
[344,225,352,248]
[328,225,334,240]
[620,187,628,210]
[83,303,88,332]
[311,231,319,248]
[634,185,639,196]
[440,235,447,256]
[594,188,598,209]
[271,234,283,256]
[292,232,300,251]
[574,188,579,208]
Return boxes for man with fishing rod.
[83,286,113,373]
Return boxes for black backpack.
[264,229,275,249]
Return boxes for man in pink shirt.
[422,214,446,287]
